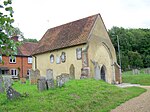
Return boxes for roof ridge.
[32,13,99,55]
[47,13,99,31]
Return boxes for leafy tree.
[128,51,143,69]
[143,55,150,68]
[23,38,38,43]
[0,0,20,56]
[108,26,150,70]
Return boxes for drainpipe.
[22,56,23,78]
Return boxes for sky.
[12,0,150,40]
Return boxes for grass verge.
[0,79,146,112]
[123,70,150,85]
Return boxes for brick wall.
[0,55,32,78]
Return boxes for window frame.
[56,55,61,64]
[11,69,18,77]
[0,55,2,63]
[76,48,82,60]
[50,54,54,63]
[9,56,16,63]
[61,52,66,63]
[28,57,32,64]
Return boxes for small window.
[50,54,54,63]
[56,55,61,64]
[0,55,2,63]
[28,57,32,63]
[11,69,18,77]
[9,56,16,63]
[76,48,82,60]
[61,52,66,63]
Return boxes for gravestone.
[56,73,70,87]
[56,75,64,87]
[46,79,54,89]
[81,67,90,79]
[46,69,53,80]
[29,69,40,84]
[35,69,40,78]
[3,75,13,90]
[37,77,47,91]
[0,76,4,93]
[69,64,75,79]
[132,69,140,75]
[46,69,54,89]
[20,78,26,84]
[61,73,70,83]
[94,64,101,80]
[29,69,35,84]
[144,68,150,74]
[6,87,21,100]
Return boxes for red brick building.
[0,36,37,78]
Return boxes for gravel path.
[111,86,150,112]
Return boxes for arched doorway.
[100,65,106,81]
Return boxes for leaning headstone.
[144,68,150,74]
[69,64,75,79]
[37,76,47,91]
[0,76,4,93]
[3,75,13,90]
[20,78,26,84]
[6,87,21,100]
[46,69,54,89]
[132,69,140,75]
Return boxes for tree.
[108,26,150,70]
[23,38,38,43]
[0,0,20,56]
[128,51,143,69]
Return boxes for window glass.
[0,55,2,63]
[9,56,16,63]
[56,55,61,64]
[76,48,82,60]
[28,57,32,63]
[11,69,18,77]
[61,52,66,63]
[50,54,54,63]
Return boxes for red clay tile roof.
[32,14,99,55]
[18,42,38,56]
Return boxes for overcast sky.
[12,0,150,40]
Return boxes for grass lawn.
[122,70,150,85]
[0,79,146,112]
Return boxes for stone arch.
[100,65,107,81]
[102,42,113,62]
[69,64,75,79]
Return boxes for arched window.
[61,52,66,63]
[76,48,82,60]
[50,54,54,63]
